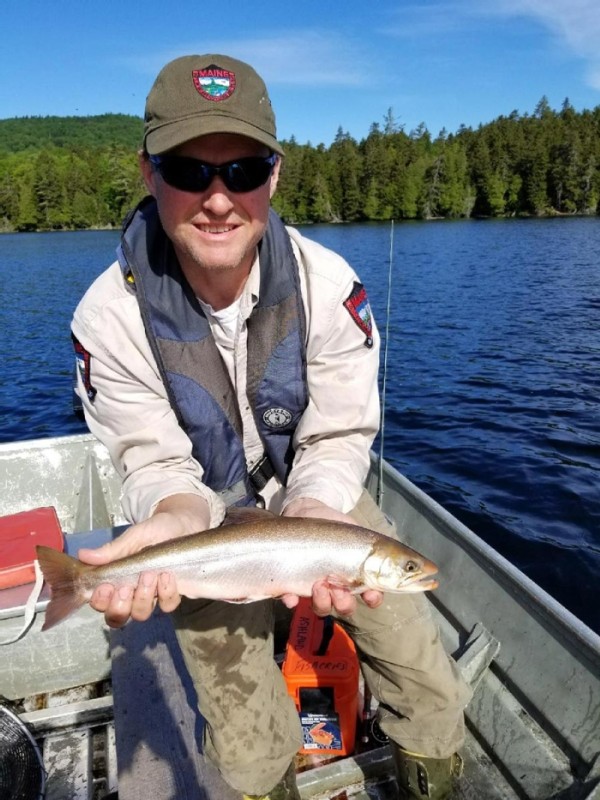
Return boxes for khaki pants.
[172,491,472,795]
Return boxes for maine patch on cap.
[344,282,374,348]
[193,65,236,102]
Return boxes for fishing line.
[377,219,394,508]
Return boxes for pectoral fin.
[324,574,366,593]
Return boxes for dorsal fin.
[223,506,277,526]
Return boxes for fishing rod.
[365,224,396,751]
[377,219,395,508]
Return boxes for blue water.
[1,219,599,633]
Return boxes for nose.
[201,177,235,215]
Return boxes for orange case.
[0,507,63,589]
[282,598,359,756]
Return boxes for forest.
[0,98,599,232]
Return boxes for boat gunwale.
[371,454,600,660]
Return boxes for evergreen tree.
[329,128,362,221]
[360,124,394,220]
[0,101,599,230]
[436,141,474,217]
[33,149,67,229]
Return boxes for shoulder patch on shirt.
[72,334,97,402]
[343,282,373,348]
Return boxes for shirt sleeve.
[282,237,380,514]
[71,267,226,528]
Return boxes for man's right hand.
[77,494,212,628]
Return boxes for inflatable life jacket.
[117,197,308,506]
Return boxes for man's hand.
[281,498,383,616]
[78,494,212,628]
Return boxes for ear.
[269,156,281,199]
[139,151,157,196]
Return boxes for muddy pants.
[172,491,472,795]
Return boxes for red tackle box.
[0,507,63,590]
[282,598,359,757]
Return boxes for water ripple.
[1,220,599,632]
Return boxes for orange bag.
[283,598,359,756]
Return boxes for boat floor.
[19,682,519,800]
[10,603,575,800]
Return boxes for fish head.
[362,539,439,593]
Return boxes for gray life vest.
[117,197,308,506]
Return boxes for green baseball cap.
[143,54,284,156]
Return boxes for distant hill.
[0,114,144,153]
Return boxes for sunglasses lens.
[225,158,274,192]
[154,158,212,192]
[151,155,275,193]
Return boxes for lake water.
[1,218,599,633]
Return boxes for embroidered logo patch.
[72,334,97,402]
[263,408,293,428]
[343,282,373,348]
[192,65,236,101]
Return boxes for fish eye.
[405,560,420,573]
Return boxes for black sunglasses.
[148,153,278,194]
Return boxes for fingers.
[78,543,121,566]
[90,583,135,629]
[308,583,384,617]
[78,515,190,627]
[89,583,116,614]
[361,589,384,609]
[156,572,181,613]
[78,529,143,565]
[311,581,357,617]
[128,571,180,620]
[130,572,158,622]
[89,571,181,628]
[280,593,300,609]
[77,513,181,567]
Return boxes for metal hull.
[1,434,598,799]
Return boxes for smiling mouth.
[197,224,237,234]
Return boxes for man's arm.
[282,237,380,515]
[72,268,226,527]
[281,238,383,615]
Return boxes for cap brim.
[145,115,285,156]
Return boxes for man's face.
[140,133,280,282]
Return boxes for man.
[72,54,471,800]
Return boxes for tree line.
[1,98,599,232]
[0,115,145,231]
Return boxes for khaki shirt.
[72,226,380,528]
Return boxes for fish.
[36,507,439,631]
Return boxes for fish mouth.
[401,574,439,592]
[417,577,439,590]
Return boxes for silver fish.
[36,508,438,630]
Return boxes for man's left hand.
[280,498,383,616]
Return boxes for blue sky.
[2,0,600,146]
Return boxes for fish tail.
[36,545,89,631]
